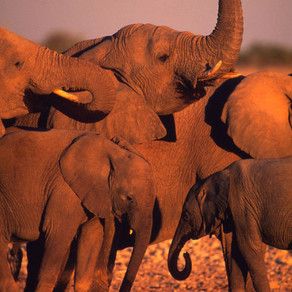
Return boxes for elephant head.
[59,134,155,291]
[168,170,230,280]
[0,27,119,135]
[67,0,243,115]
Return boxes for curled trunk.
[1,28,119,113]
[168,223,192,281]
[30,46,119,112]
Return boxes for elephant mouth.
[175,75,195,97]
[175,74,208,103]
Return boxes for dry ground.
[15,225,292,291]
[110,237,292,291]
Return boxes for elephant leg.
[219,227,248,292]
[105,237,118,288]
[0,238,19,292]
[74,217,104,292]
[94,215,116,290]
[232,214,269,292]
[53,239,77,292]
[35,216,84,292]
[35,187,86,292]
[25,238,45,292]
[236,236,269,292]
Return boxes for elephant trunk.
[181,0,243,81]
[168,221,192,281]
[119,216,152,292]
[29,46,119,112]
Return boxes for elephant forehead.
[116,23,176,48]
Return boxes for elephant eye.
[14,61,24,70]
[158,54,169,63]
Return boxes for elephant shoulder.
[221,71,292,159]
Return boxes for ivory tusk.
[53,89,80,102]
[207,60,223,77]
[221,71,243,79]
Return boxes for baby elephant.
[168,157,292,292]
[0,129,155,291]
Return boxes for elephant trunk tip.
[168,250,192,281]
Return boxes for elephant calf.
[0,129,155,291]
[168,156,292,292]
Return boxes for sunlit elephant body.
[168,156,292,291]
[222,71,292,158]
[14,73,292,289]
[0,130,155,291]
[61,136,155,292]
[0,27,120,136]
[8,0,292,289]
[15,0,243,144]
[109,71,291,289]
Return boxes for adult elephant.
[12,0,292,289]
[16,0,243,144]
[0,27,120,137]
[128,71,291,291]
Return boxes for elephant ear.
[221,72,292,158]
[59,134,111,218]
[101,86,166,144]
[198,171,229,234]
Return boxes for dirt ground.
[14,236,291,291]
[110,237,292,291]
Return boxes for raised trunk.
[30,46,119,113]
[119,218,152,292]
[168,222,192,281]
[182,0,243,81]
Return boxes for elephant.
[9,0,292,289]
[168,156,292,291]
[14,0,243,142]
[0,129,155,291]
[0,27,121,137]
[221,70,292,158]
[61,136,156,292]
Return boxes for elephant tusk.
[206,60,223,78]
[53,89,80,102]
[221,71,243,79]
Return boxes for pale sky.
[1,0,292,49]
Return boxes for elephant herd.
[0,0,291,291]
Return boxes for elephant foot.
[89,282,109,292]
[245,274,256,292]
[0,280,20,292]
[90,272,110,292]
